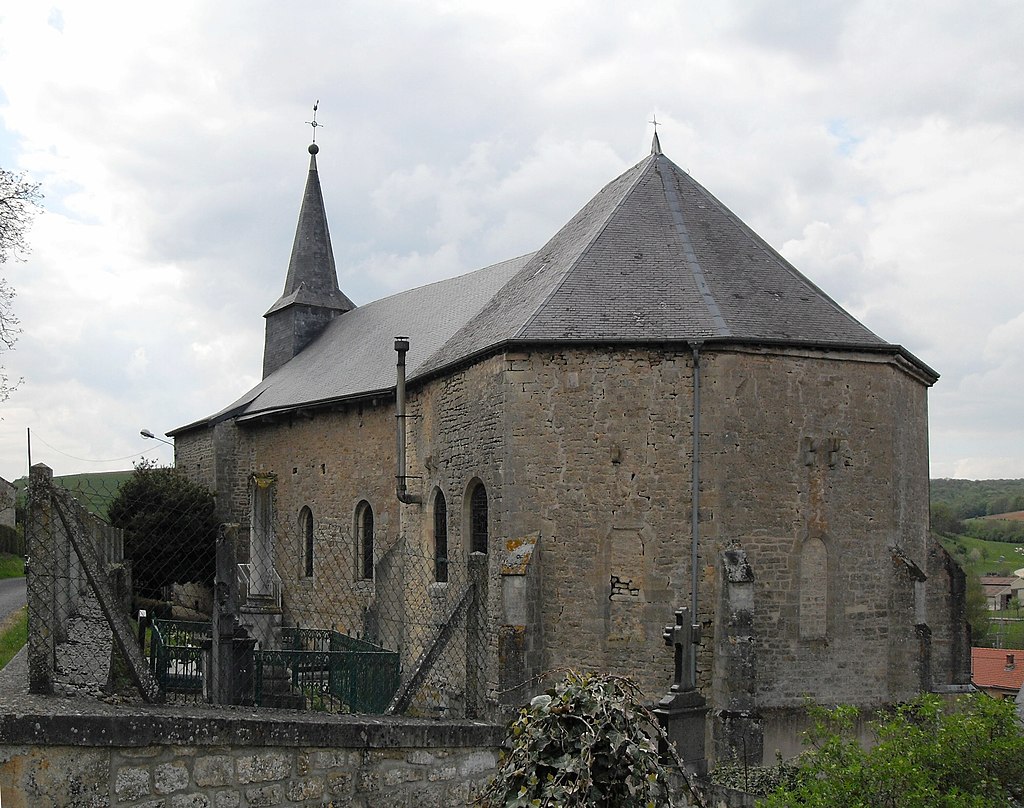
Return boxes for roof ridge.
[514,153,658,339]
[672,158,880,340]
[655,156,731,337]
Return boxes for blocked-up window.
[357,501,374,581]
[434,490,449,583]
[799,537,828,639]
[470,483,488,554]
[300,506,314,578]
[249,474,276,597]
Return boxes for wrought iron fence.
[24,463,489,718]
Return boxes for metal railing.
[254,641,401,713]
[149,618,208,696]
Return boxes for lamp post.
[140,428,174,448]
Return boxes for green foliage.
[477,671,679,808]
[108,461,218,599]
[964,573,992,644]
[0,552,24,579]
[963,517,1024,545]
[0,606,27,670]
[930,502,964,535]
[931,478,1024,521]
[761,694,1024,807]
[0,524,23,557]
[709,755,799,796]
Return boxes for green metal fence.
[149,618,207,697]
[257,630,400,713]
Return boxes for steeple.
[262,140,355,379]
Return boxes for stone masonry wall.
[0,710,501,808]
[500,345,938,718]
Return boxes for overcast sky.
[0,1,1021,483]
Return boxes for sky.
[0,1,1021,483]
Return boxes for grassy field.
[0,606,27,670]
[0,553,24,579]
[13,469,133,520]
[936,532,1024,579]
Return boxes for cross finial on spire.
[306,100,323,144]
[650,114,663,156]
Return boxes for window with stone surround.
[799,536,828,639]
[469,482,488,554]
[300,506,314,578]
[434,489,449,583]
[357,500,374,581]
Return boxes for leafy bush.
[761,693,1024,807]
[108,460,218,599]
[477,671,680,808]
[963,517,1024,544]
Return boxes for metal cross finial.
[650,114,660,133]
[306,100,323,143]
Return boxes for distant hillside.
[930,478,1024,520]
[13,470,134,520]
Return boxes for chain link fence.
[24,463,488,717]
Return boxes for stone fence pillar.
[26,463,56,695]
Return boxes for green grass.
[0,553,24,579]
[0,606,27,670]
[936,532,1024,579]
[13,469,133,520]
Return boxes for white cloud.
[0,0,1022,481]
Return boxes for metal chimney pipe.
[394,337,421,504]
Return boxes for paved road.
[0,577,26,623]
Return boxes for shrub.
[477,671,680,808]
[761,693,1024,807]
[108,460,218,599]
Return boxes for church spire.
[262,127,355,379]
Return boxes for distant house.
[980,575,1020,610]
[972,647,1024,699]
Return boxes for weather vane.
[306,100,323,143]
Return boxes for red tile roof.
[972,647,1024,692]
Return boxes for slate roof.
[265,147,355,318]
[972,647,1024,694]
[173,143,936,433]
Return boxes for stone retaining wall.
[0,707,503,808]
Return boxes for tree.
[762,693,1024,807]
[965,572,992,644]
[0,166,42,402]
[108,460,219,599]
[477,671,684,808]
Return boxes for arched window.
[300,507,314,578]
[357,501,374,581]
[799,537,828,639]
[434,490,449,583]
[470,482,488,554]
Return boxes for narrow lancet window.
[470,483,488,554]
[434,490,449,582]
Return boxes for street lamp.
[140,428,174,448]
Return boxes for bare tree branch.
[0,166,43,402]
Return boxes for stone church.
[170,132,969,763]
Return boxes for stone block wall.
[0,710,502,808]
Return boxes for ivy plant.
[477,671,683,808]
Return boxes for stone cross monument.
[653,606,708,774]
